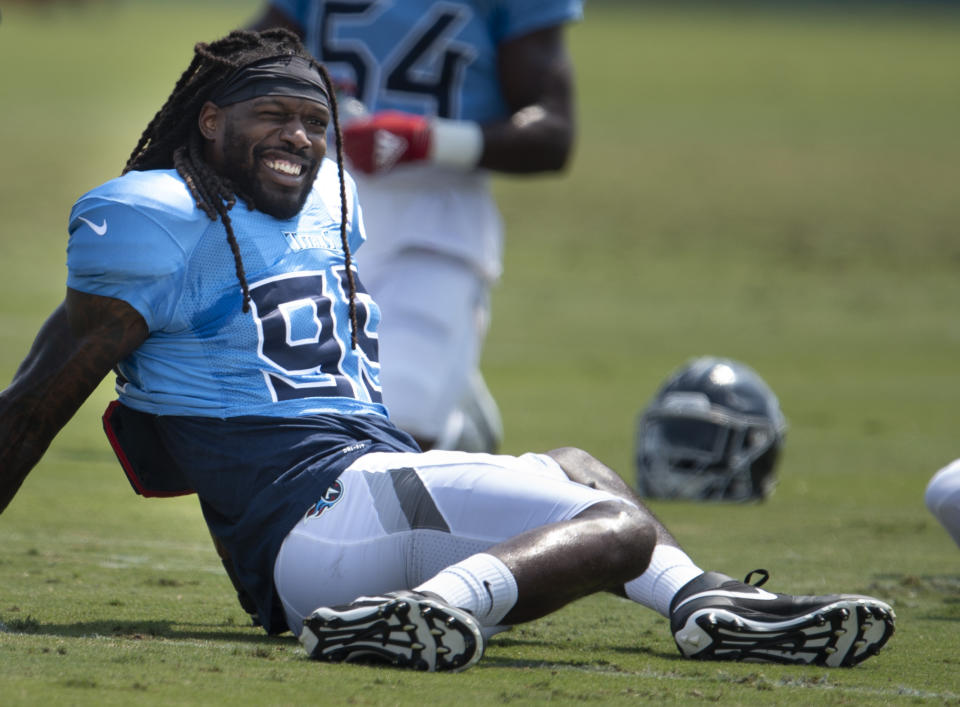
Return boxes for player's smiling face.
[200,96,329,220]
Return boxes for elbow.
[550,137,575,172]
[529,127,575,173]
[544,121,576,172]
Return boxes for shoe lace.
[743,568,770,587]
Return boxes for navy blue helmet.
[635,357,787,501]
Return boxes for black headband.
[210,55,330,107]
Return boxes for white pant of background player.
[273,449,626,635]
[353,166,504,452]
[925,458,960,549]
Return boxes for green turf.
[1,1,959,704]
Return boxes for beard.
[220,123,318,220]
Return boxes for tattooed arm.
[0,288,148,512]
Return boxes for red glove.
[342,111,431,174]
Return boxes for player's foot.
[669,570,895,667]
[300,590,484,672]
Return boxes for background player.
[249,0,581,452]
[926,459,960,549]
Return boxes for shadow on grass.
[480,647,673,671]
[1,617,293,645]
[484,635,673,669]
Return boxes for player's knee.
[546,447,630,494]
[546,447,597,473]
[614,505,657,579]
[579,501,656,579]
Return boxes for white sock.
[624,544,704,618]
[415,552,518,626]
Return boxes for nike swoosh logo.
[78,216,108,236]
[673,588,779,611]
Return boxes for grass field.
[1,1,959,703]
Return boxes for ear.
[198,101,223,140]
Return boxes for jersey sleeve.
[66,198,186,331]
[497,0,584,42]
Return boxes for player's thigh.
[273,453,500,633]
[273,468,411,634]
[365,249,488,335]
[368,250,489,434]
[273,450,625,633]
[349,449,626,543]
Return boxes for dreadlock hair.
[124,28,360,348]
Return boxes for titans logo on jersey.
[65,160,388,420]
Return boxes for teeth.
[266,159,302,176]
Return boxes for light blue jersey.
[274,0,583,122]
[66,160,387,419]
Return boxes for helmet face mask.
[635,358,786,502]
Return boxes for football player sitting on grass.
[0,29,895,672]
